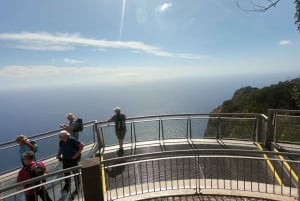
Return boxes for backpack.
[24,162,45,185]
[116,114,126,130]
[28,140,38,153]
[73,118,84,132]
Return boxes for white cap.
[113,106,121,112]
[59,130,70,137]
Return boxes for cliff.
[212,77,300,114]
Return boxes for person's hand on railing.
[56,155,62,161]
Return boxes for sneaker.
[62,184,70,192]
[72,189,78,195]
[117,148,124,157]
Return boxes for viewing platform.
[1,109,300,201]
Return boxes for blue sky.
[0,0,299,90]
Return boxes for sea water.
[0,73,298,173]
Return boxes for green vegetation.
[206,77,300,141]
[213,77,300,114]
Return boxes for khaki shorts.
[116,130,126,140]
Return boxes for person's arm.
[23,140,34,150]
[60,124,73,133]
[16,170,25,190]
[17,170,24,183]
[72,143,84,160]
[56,148,62,160]
[107,115,116,122]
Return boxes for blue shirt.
[19,144,32,159]
[59,137,80,159]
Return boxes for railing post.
[80,157,104,201]
[95,123,104,152]
[265,110,275,149]
[256,115,262,143]
[217,115,220,140]
[298,162,300,200]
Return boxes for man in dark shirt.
[56,131,84,194]
[107,107,126,156]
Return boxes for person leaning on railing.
[107,106,127,157]
[56,130,84,194]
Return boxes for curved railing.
[0,120,98,174]
[96,113,267,151]
[101,149,300,200]
[1,111,300,200]
[1,149,300,201]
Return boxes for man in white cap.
[107,107,127,156]
[56,130,84,194]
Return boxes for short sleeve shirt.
[111,114,126,131]
[59,137,81,159]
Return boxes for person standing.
[16,135,36,166]
[17,151,52,201]
[56,130,84,194]
[107,107,127,156]
[60,113,79,139]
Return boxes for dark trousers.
[26,187,52,201]
[62,159,80,189]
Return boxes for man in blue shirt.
[56,131,84,194]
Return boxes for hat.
[113,106,121,112]
[66,113,75,119]
[59,130,70,137]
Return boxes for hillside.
[212,77,300,114]
[204,77,300,140]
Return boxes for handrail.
[0,166,83,200]
[0,120,97,147]
[2,149,300,200]
[2,110,300,200]
[102,148,300,165]
[96,113,264,146]
[101,150,300,200]
[0,121,98,175]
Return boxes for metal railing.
[101,149,300,200]
[0,166,83,201]
[96,113,267,151]
[1,149,300,201]
[1,111,300,200]
[0,120,97,175]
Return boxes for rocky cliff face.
[211,77,300,114]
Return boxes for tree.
[235,0,300,32]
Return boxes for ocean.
[0,73,299,173]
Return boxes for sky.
[0,0,300,142]
[0,0,299,90]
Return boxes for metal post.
[256,115,262,143]
[265,110,275,149]
[80,157,104,201]
[298,162,300,200]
